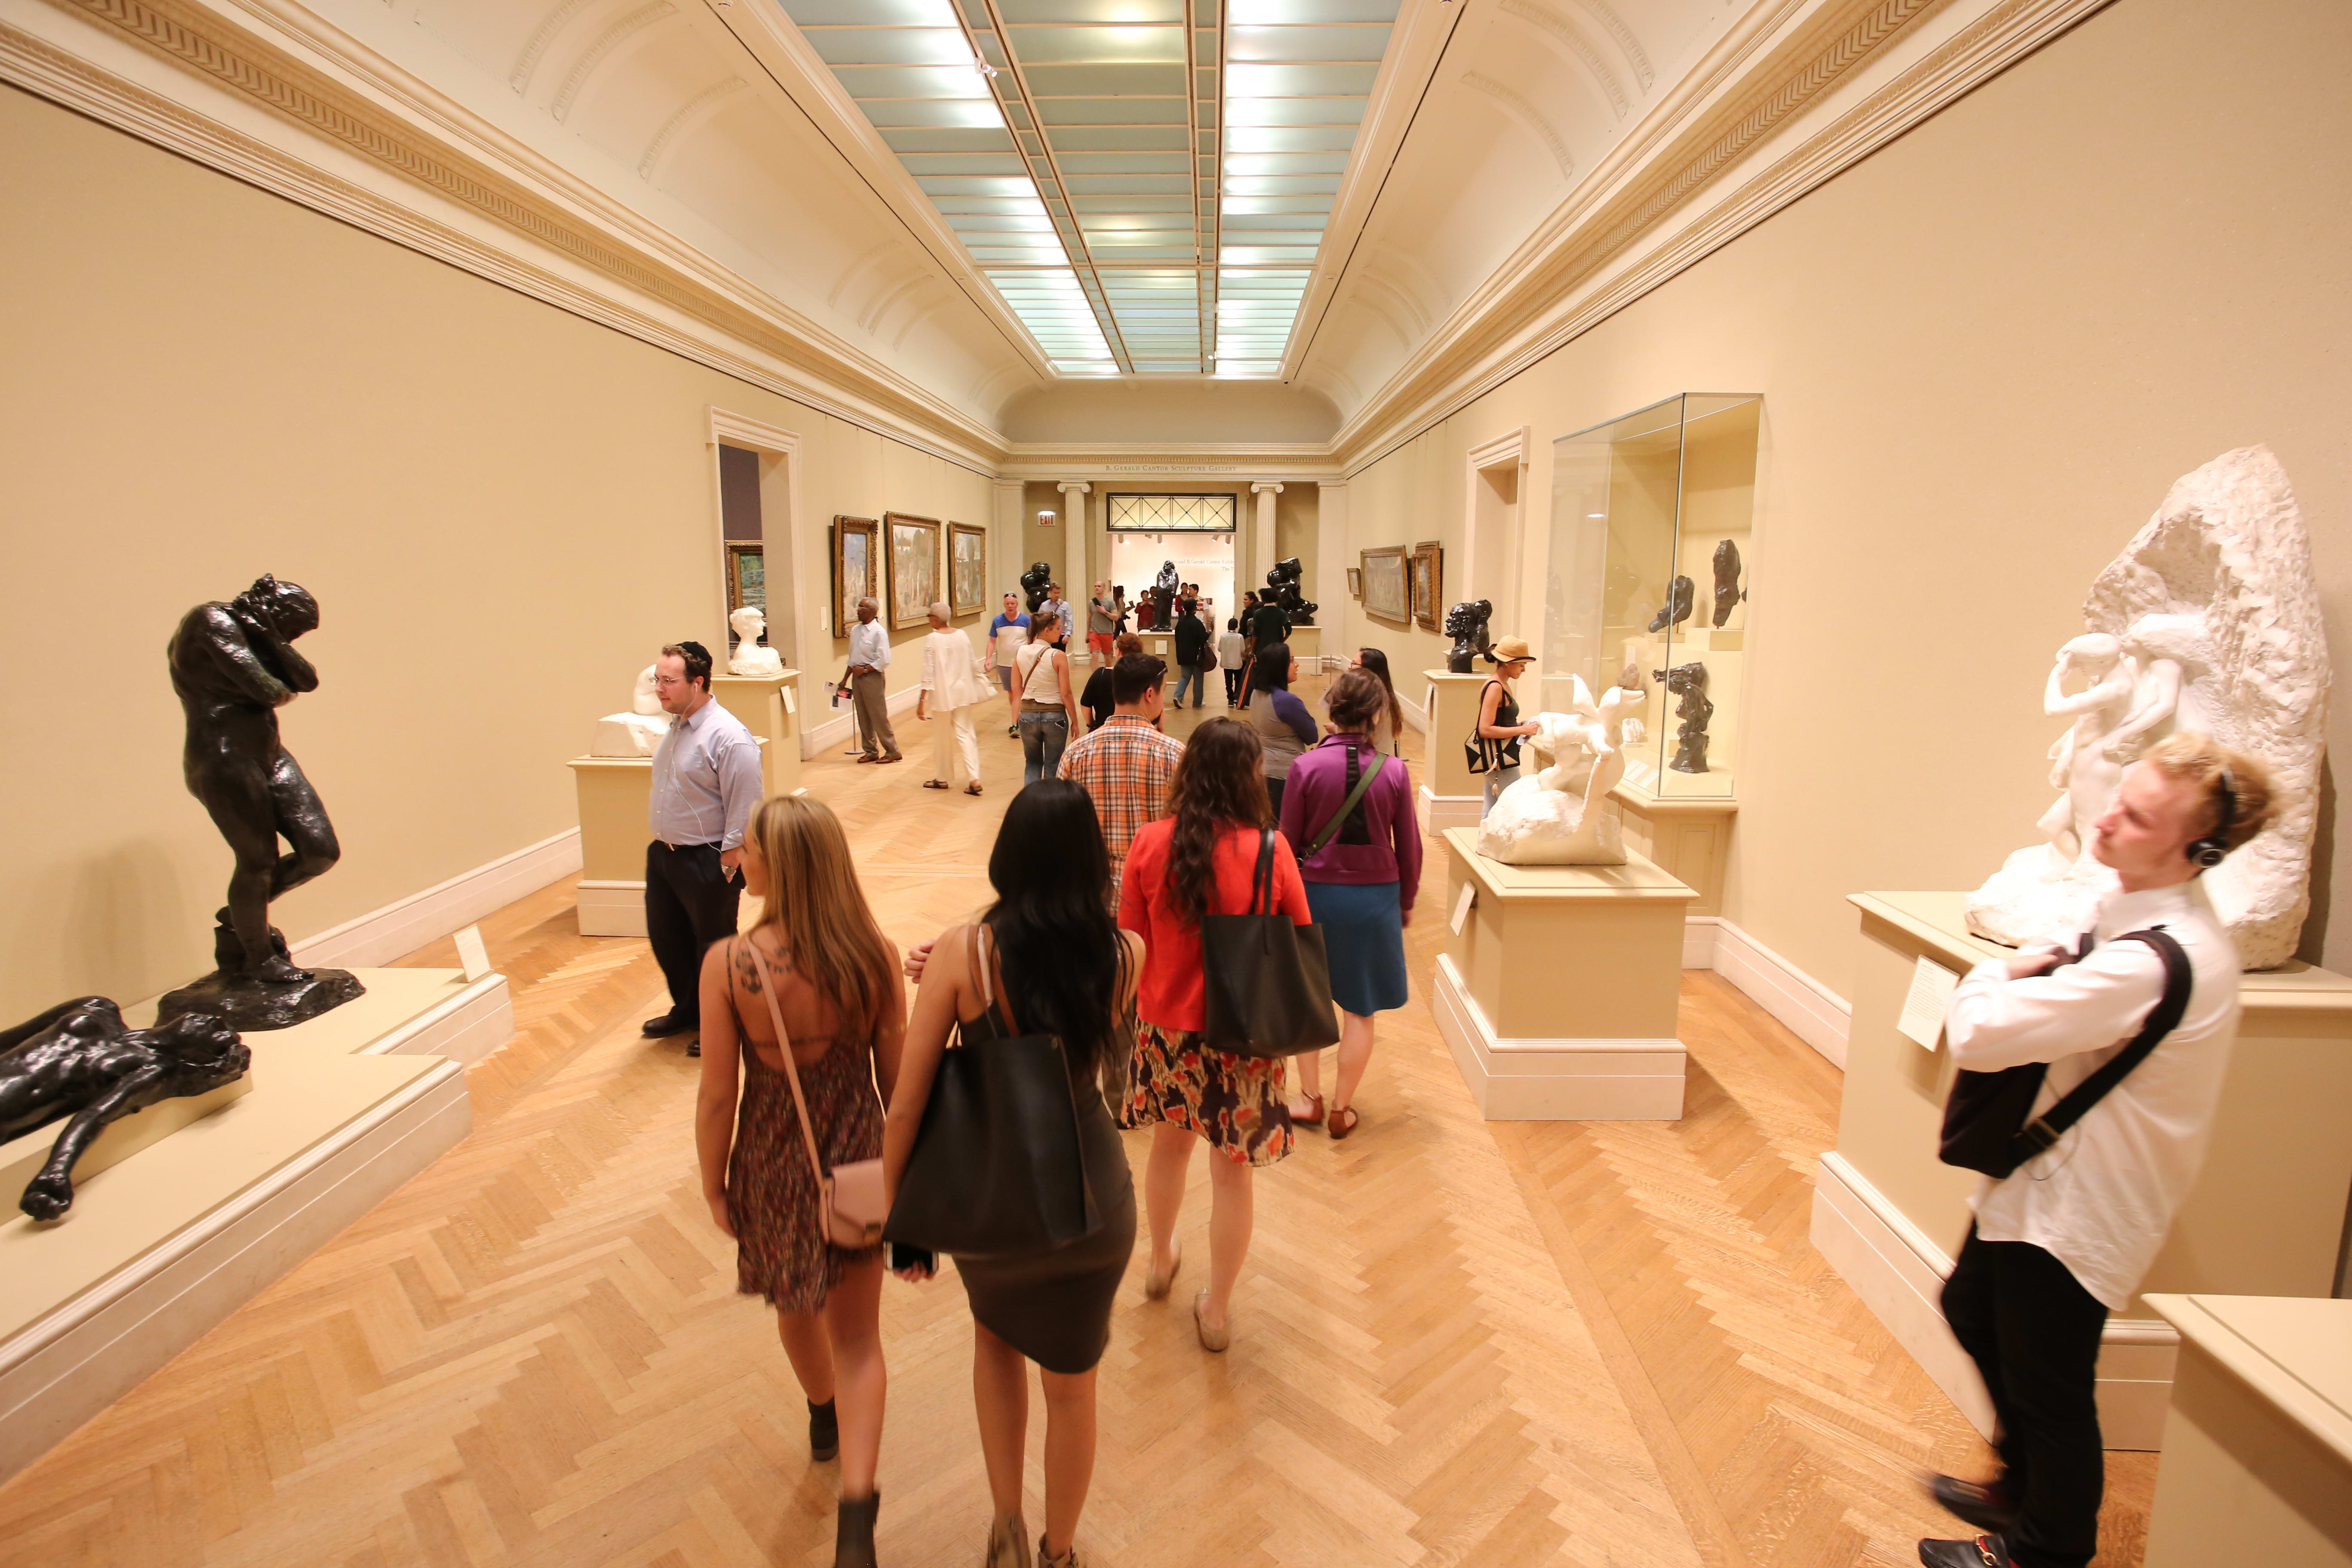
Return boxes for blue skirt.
[1305,879,1409,1017]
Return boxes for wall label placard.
[1897,954,1960,1051]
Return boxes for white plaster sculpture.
[1965,445,2328,968]
[591,664,670,757]
[1475,676,1635,865]
[728,606,785,677]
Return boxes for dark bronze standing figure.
[159,575,364,1029]
[1264,557,1316,625]
[1711,539,1743,627]
[2,998,248,1219]
[1020,561,1054,615]
[1647,575,1695,634]
[1149,559,1180,628]
[1654,661,1713,773]
[1443,599,1493,673]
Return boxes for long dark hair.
[1355,647,1406,743]
[1253,643,1293,690]
[983,781,1121,1068]
[1165,718,1271,926]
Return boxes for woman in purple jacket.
[1276,669,1422,1139]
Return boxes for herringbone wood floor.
[0,678,2156,1565]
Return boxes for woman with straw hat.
[1473,636,1542,819]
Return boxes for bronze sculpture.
[1020,560,1054,615]
[1444,599,1493,673]
[1148,560,1180,629]
[1654,661,1713,773]
[2,998,248,1219]
[1264,557,1316,625]
[1712,539,1743,627]
[159,575,364,1029]
[1647,576,1695,634]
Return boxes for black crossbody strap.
[1250,827,1278,915]
[1307,750,1387,859]
[2013,927,2192,1160]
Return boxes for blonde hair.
[1030,609,1060,639]
[744,794,896,1041]
[2142,732,2279,852]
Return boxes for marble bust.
[1475,676,1636,865]
[728,606,785,677]
[592,664,671,757]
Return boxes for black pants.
[1941,1228,2110,1568]
[645,841,741,1022]
[1223,668,1242,703]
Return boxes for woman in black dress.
[883,781,1140,1568]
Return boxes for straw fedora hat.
[1489,636,1534,664]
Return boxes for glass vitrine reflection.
[1544,393,1760,799]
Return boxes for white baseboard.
[802,683,923,757]
[291,828,581,971]
[1681,915,1721,970]
[576,881,649,937]
[1706,917,1853,1068]
[1810,1152,2178,1450]
[1432,954,1687,1120]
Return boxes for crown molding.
[995,444,1343,483]
[2,0,1016,472]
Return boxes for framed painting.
[1360,546,1408,624]
[1411,541,1443,631]
[885,512,943,630]
[725,541,766,616]
[949,522,987,616]
[832,515,878,639]
[1346,566,1363,599]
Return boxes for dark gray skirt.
[952,1101,1136,1374]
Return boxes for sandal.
[1328,1106,1361,1140]
[965,784,983,796]
[922,779,951,790]
[1289,1092,1324,1126]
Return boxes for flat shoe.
[1917,1537,2010,1568]
[1926,1475,2018,1537]
[1329,1105,1361,1140]
[965,784,983,796]
[1192,1290,1229,1353]
[879,754,903,764]
[856,755,879,764]
[922,779,951,790]
[1289,1092,1324,1126]
[1144,1239,1182,1300]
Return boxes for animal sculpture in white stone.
[1964,445,2328,968]
[1475,676,1636,865]
[728,606,785,677]
[591,664,670,757]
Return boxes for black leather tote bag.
[1938,927,2191,1179]
[1200,829,1343,1060]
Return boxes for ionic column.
[1057,481,1092,657]
[1251,481,1283,593]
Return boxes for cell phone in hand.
[889,1241,935,1274]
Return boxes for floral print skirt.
[1118,1020,1293,1167]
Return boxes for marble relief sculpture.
[593,665,670,757]
[1712,539,1743,627]
[1647,576,1695,634]
[1965,445,2329,968]
[159,576,364,1030]
[726,606,785,677]
[1443,599,1492,672]
[1475,676,1638,865]
[1655,661,1712,773]
[2,998,248,1219]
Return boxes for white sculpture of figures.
[728,606,785,677]
[1476,676,1634,865]
[1965,445,2328,968]
[591,664,669,757]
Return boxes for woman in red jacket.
[1117,718,1309,1352]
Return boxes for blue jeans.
[1172,663,1206,707]
[1019,710,1069,784]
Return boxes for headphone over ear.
[2186,765,2238,870]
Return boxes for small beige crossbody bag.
[741,939,888,1250]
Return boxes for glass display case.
[1544,393,1761,800]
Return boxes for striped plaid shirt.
[1057,714,1185,898]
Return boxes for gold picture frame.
[885,512,943,631]
[949,521,987,617]
[724,541,766,616]
[1410,541,1443,631]
[832,516,878,639]
[1360,545,1408,623]
[1346,566,1363,599]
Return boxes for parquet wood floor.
[0,680,2156,1565]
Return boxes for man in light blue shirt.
[845,596,899,763]
[643,640,761,1053]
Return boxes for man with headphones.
[1917,733,2276,1568]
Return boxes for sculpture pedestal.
[1418,669,1496,831]
[1606,781,1736,917]
[710,671,802,799]
[1814,892,2352,1449]
[1286,625,1323,672]
[1138,631,1174,666]
[2141,1295,2352,1568]
[1431,829,1695,1120]
[568,743,767,936]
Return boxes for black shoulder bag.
[1937,927,2192,1179]
[1200,829,1344,1060]
[1464,681,1499,775]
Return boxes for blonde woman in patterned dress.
[696,794,905,1568]
[1117,717,1307,1351]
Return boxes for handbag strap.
[741,937,832,1193]
[1306,748,1387,859]
[970,923,1019,1035]
[2012,927,2193,1160]
[1250,827,1279,915]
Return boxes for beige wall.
[0,83,989,1016]
[1337,0,2352,994]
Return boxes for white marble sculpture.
[1476,676,1637,865]
[1965,445,2328,968]
[728,606,785,677]
[591,664,669,757]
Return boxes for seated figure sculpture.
[1020,560,1054,615]
[1265,557,1317,625]
[593,664,670,757]
[726,605,785,677]
[1444,599,1492,673]
[1655,661,1712,773]
[1,997,249,1219]
[1475,676,1638,865]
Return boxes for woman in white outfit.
[918,602,993,796]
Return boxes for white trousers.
[931,703,981,787]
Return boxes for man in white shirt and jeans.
[1921,732,2277,1568]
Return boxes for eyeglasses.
[653,674,693,688]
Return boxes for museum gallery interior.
[3,0,2350,1562]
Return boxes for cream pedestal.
[2142,1295,2352,1568]
[709,671,802,799]
[1813,892,2352,1448]
[1606,782,1736,917]
[0,967,509,1481]
[1139,631,1174,665]
[1286,624,1323,671]
[570,755,652,937]
[1418,669,1496,831]
[1432,829,1696,1119]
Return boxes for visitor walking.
[1087,581,1117,664]
[1242,643,1317,816]
[642,640,761,1057]
[1171,602,1210,708]
[917,601,991,797]
[847,598,901,765]
[989,593,1031,738]
[1219,618,1246,706]
[883,782,1140,1568]
[1058,652,1184,903]
[1278,670,1421,1140]
[1015,611,1081,785]
[1117,718,1307,1352]
[1473,636,1540,819]
[1351,647,1407,755]
[1078,632,1142,732]
[693,794,903,1568]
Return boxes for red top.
[1119,818,1312,1032]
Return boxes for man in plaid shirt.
[1058,653,1184,901]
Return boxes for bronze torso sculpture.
[1,998,248,1219]
[159,575,363,1029]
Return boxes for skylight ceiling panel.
[1225,126,1361,151]
[1006,25,1186,62]
[828,65,995,100]
[1046,128,1193,151]
[882,128,1020,153]
[783,0,959,24]
[1222,195,1335,213]
[1021,62,1188,95]
[801,26,974,66]
[897,155,1030,175]
[1053,152,1192,173]
[916,175,1037,195]
[1226,23,1392,61]
[1225,151,1348,174]
[1036,100,1191,126]
[1220,246,1320,262]
[1228,0,1396,19]
[1073,193,1192,211]
[1062,175,1191,193]
[1225,98,1365,127]
[864,99,1014,128]
[1225,61,1380,95]
[997,0,1184,22]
